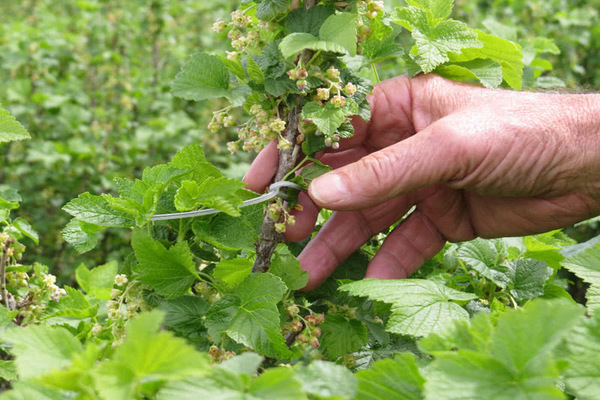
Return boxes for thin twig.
[0,239,12,308]
[252,0,319,273]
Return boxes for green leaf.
[220,352,263,375]
[320,314,368,360]
[250,367,307,400]
[247,56,265,84]
[339,279,477,336]
[171,53,231,101]
[279,33,347,59]
[506,259,552,302]
[131,230,199,299]
[407,0,454,19]
[0,186,21,210]
[63,193,135,228]
[256,41,286,80]
[213,258,254,288]
[491,299,582,375]
[356,353,424,400]
[169,144,222,184]
[0,360,17,381]
[192,195,263,252]
[319,13,359,56]
[264,76,301,96]
[412,19,481,73]
[43,286,98,321]
[157,367,244,400]
[205,273,291,359]
[419,312,493,355]
[298,161,332,186]
[269,244,308,290]
[256,0,290,21]
[0,108,30,143]
[564,312,600,400]
[561,242,600,315]
[301,101,346,136]
[62,219,102,253]
[449,30,524,90]
[435,59,503,88]
[160,296,210,335]
[424,299,583,400]
[94,310,209,400]
[217,55,246,81]
[285,5,335,36]
[174,177,245,217]
[160,365,306,400]
[457,238,511,287]
[75,261,118,300]
[1,325,83,379]
[362,23,404,65]
[0,382,67,400]
[12,218,38,244]
[295,360,357,400]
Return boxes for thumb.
[308,120,474,210]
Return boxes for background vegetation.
[1,0,600,398]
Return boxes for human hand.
[244,74,600,290]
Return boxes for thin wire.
[150,181,305,221]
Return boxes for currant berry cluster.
[230,104,288,153]
[284,303,325,350]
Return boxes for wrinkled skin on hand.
[244,74,600,290]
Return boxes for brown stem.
[252,0,319,274]
[0,240,12,309]
[253,108,301,273]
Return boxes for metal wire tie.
[150,181,304,221]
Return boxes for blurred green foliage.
[0,0,247,280]
[1,0,599,283]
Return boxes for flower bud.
[325,67,340,81]
[212,20,226,33]
[297,68,308,79]
[278,138,292,151]
[223,116,236,128]
[287,304,300,317]
[226,51,239,61]
[296,79,307,91]
[91,323,103,336]
[114,274,128,286]
[275,223,287,233]
[269,118,286,133]
[316,88,330,101]
[343,82,357,96]
[227,141,238,154]
[331,95,346,107]
[310,337,320,348]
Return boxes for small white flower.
[114,274,128,286]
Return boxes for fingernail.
[310,173,349,205]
